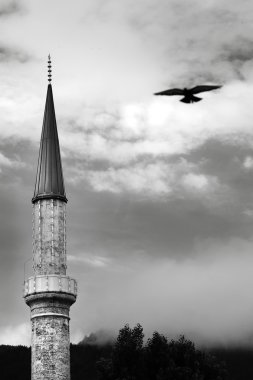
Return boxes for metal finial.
[48,54,52,83]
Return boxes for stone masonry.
[26,292,75,380]
[33,199,67,275]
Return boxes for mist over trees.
[1,325,253,380]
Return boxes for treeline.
[0,326,253,380]
[95,324,227,380]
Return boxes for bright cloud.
[243,156,253,169]
[68,254,110,268]
[0,323,30,346]
[76,159,222,202]
[182,173,211,191]
[88,163,171,196]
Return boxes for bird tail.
[180,95,202,103]
[191,95,202,102]
[180,97,191,103]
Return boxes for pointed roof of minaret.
[32,56,67,203]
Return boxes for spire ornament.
[48,54,52,83]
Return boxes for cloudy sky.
[1,0,253,347]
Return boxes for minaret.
[24,56,77,380]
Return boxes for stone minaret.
[24,56,77,380]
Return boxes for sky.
[1,0,253,347]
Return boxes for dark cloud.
[0,0,23,17]
[188,138,253,199]
[120,0,253,85]
[66,181,242,264]
[224,38,253,64]
[0,46,31,63]
[218,37,253,79]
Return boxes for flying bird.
[154,85,222,103]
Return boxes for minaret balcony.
[23,274,77,297]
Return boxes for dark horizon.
[1,338,253,380]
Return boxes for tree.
[97,325,227,380]
[148,335,227,380]
[113,323,144,378]
[145,332,170,380]
[97,323,144,380]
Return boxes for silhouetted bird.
[154,85,222,103]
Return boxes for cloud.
[0,0,23,17]
[79,329,114,345]
[88,162,171,196]
[56,79,253,199]
[0,152,24,168]
[75,237,253,346]
[1,1,253,174]
[120,0,253,85]
[0,152,16,167]
[243,156,253,169]
[0,152,25,174]
[0,46,31,63]
[68,254,110,268]
[181,173,217,192]
[77,0,253,88]
[69,157,223,204]
[0,323,30,345]
[222,36,253,66]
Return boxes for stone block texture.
[32,315,70,380]
[33,199,67,275]
[26,292,76,380]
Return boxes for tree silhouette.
[97,325,227,380]
[145,331,170,380]
[97,323,144,380]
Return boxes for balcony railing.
[24,275,77,297]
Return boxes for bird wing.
[154,88,184,96]
[190,85,222,94]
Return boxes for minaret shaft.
[24,61,77,380]
[28,292,74,380]
[33,199,67,275]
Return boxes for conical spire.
[32,58,67,203]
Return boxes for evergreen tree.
[97,325,227,380]
[145,331,170,380]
